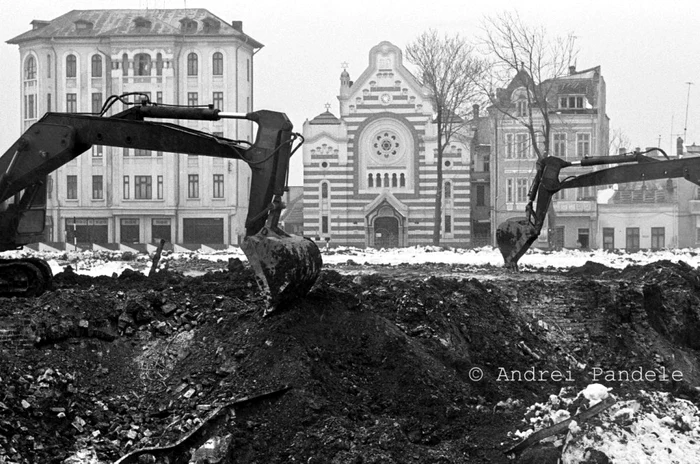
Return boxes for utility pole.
[684,81,694,142]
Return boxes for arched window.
[24,56,36,80]
[384,173,389,187]
[212,52,223,76]
[66,54,76,78]
[187,53,198,76]
[122,53,129,76]
[444,181,452,198]
[156,53,163,76]
[321,182,329,199]
[134,53,151,76]
[368,174,374,188]
[400,173,406,188]
[392,173,398,188]
[376,173,382,188]
[91,55,102,78]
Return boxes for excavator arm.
[497,148,700,269]
[0,96,321,311]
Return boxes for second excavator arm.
[497,148,700,269]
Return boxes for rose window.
[374,132,400,159]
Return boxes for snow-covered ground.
[319,245,700,269]
[3,245,700,277]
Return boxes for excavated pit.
[1,257,699,463]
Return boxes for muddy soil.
[1,257,700,463]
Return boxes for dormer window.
[202,18,220,32]
[133,17,152,30]
[31,20,50,30]
[180,18,198,33]
[511,87,530,117]
[560,95,585,109]
[74,20,93,31]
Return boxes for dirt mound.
[567,260,616,277]
[1,260,700,463]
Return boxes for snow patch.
[513,386,700,464]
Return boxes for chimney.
[472,104,480,119]
[569,65,576,75]
[618,147,626,155]
[231,21,243,32]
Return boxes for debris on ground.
[0,249,699,463]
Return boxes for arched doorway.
[374,216,399,248]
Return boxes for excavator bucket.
[241,227,322,315]
[496,218,539,270]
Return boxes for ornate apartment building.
[302,41,472,248]
[490,66,610,249]
[8,9,261,246]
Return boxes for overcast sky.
[1,0,699,185]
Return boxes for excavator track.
[0,258,52,297]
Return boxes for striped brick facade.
[302,41,471,249]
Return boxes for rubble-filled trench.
[1,256,700,463]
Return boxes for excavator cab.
[0,192,53,296]
[0,180,47,249]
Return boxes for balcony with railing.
[611,189,672,204]
[122,76,163,86]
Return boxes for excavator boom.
[497,148,700,269]
[0,96,321,312]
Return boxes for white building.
[8,9,261,246]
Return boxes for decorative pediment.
[363,191,408,218]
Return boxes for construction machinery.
[497,148,700,269]
[0,93,321,313]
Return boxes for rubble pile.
[0,255,699,463]
[509,384,700,463]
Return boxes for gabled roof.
[492,65,602,108]
[557,65,600,81]
[343,41,426,101]
[7,9,262,48]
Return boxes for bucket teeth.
[241,228,322,315]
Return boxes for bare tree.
[406,30,487,245]
[608,127,631,156]
[481,11,578,159]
